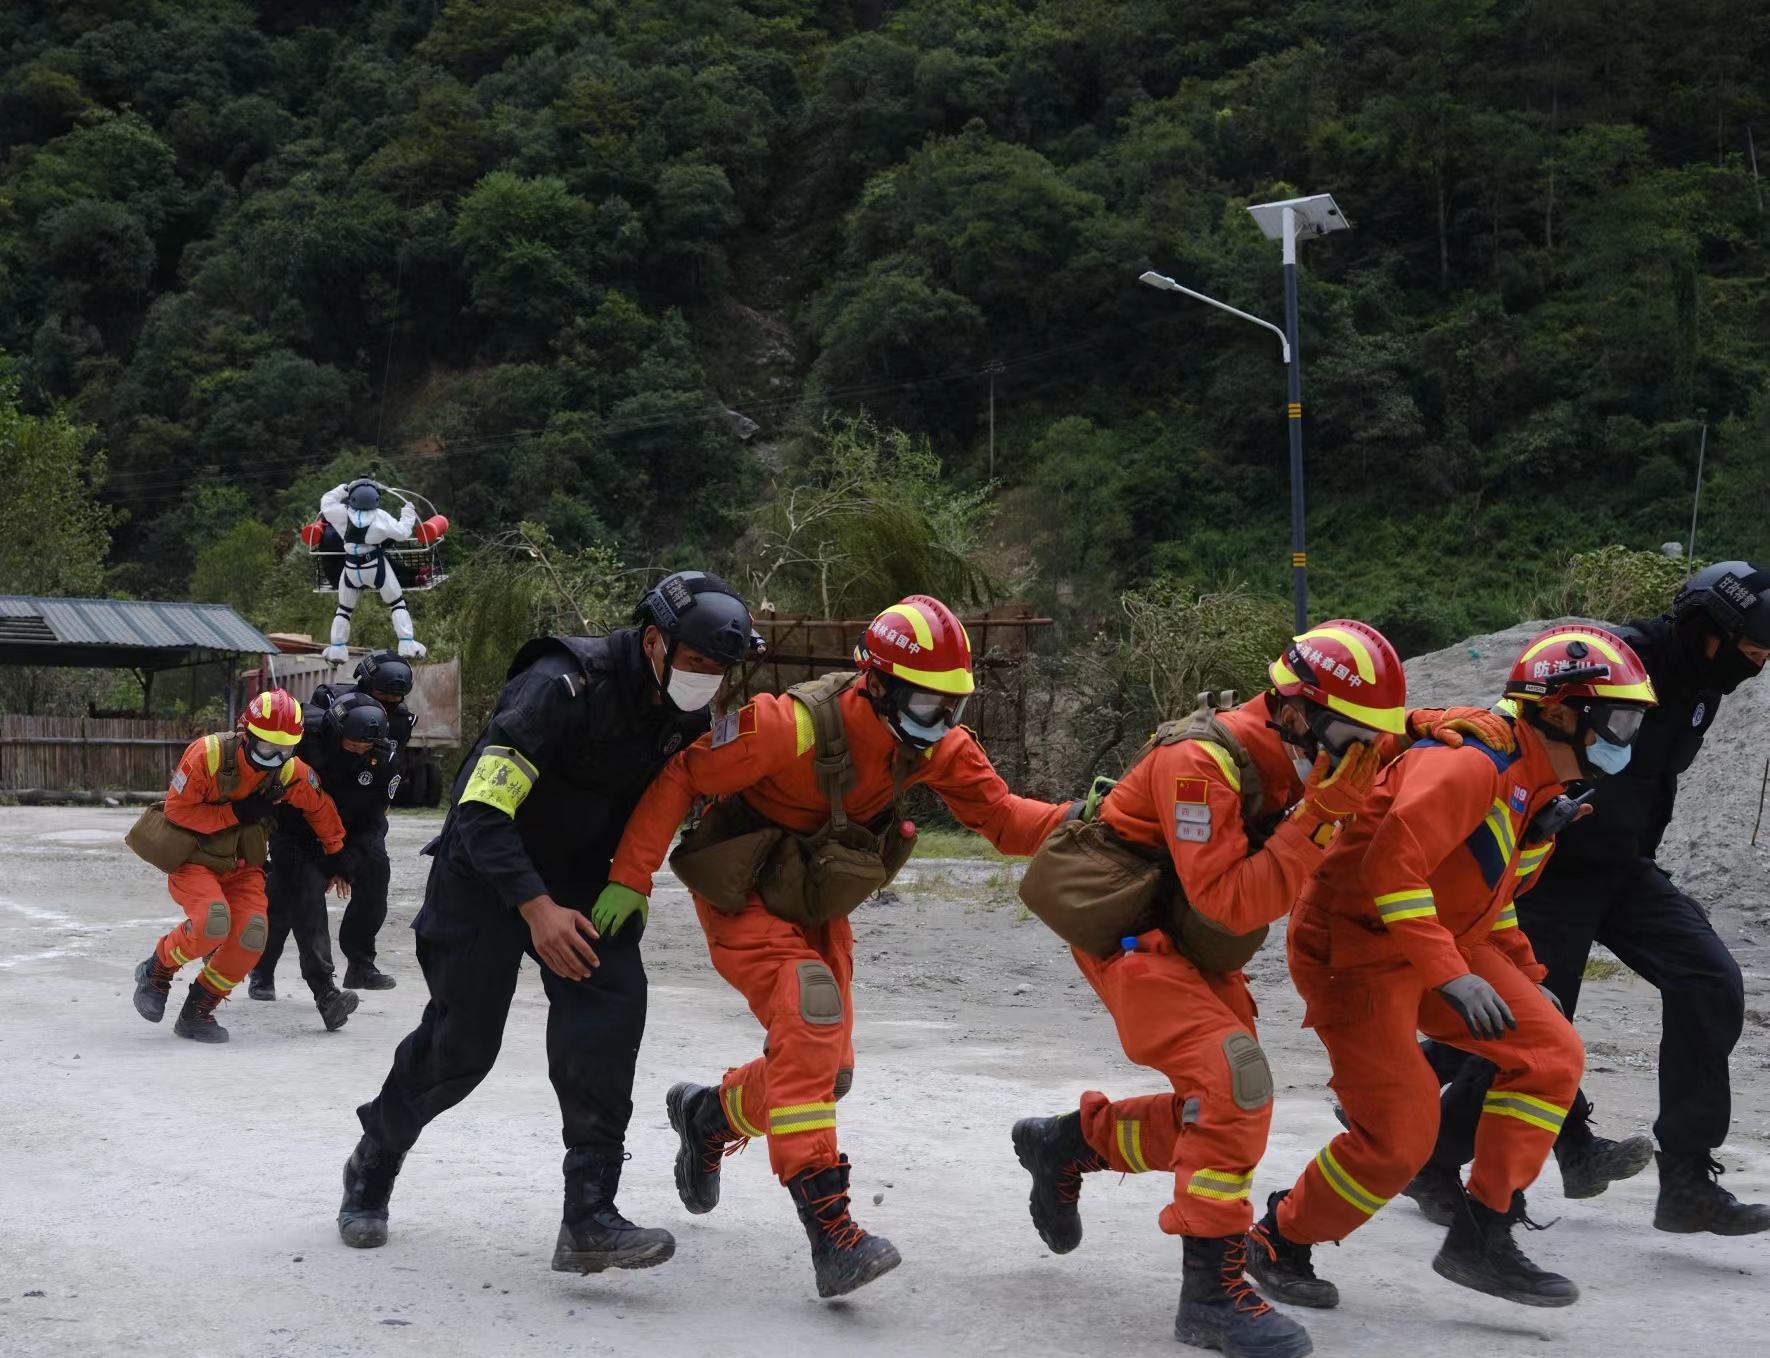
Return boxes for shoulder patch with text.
[170,769,187,794]
[1175,802,1213,842]
[712,704,759,749]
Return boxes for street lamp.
[1139,193,1348,633]
[1247,194,1348,632]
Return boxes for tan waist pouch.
[1171,907,1268,973]
[1018,819,1166,958]
[125,803,202,874]
[669,796,785,914]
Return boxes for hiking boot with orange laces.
[1245,1190,1338,1309]
[667,1082,747,1214]
[785,1155,902,1298]
[1011,1111,1108,1254]
[172,980,229,1043]
[1432,1189,1578,1307]
[1176,1233,1313,1358]
[133,955,176,1023]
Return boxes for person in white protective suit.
[318,481,439,662]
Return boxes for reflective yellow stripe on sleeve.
[1491,904,1519,931]
[1374,888,1437,923]
[458,746,540,817]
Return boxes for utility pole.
[986,360,1005,480]
[1687,410,1709,568]
[1281,205,1307,634]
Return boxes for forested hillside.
[2,0,1767,658]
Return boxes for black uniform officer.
[304,650,419,990]
[336,571,759,1276]
[247,695,400,1029]
[1420,562,1770,1236]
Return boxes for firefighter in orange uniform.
[1246,627,1657,1312]
[1013,622,1512,1358]
[589,595,1071,1299]
[130,690,346,1043]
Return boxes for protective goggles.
[1567,700,1647,747]
[246,735,298,766]
[1304,707,1381,757]
[899,686,969,730]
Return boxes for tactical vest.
[1018,693,1277,969]
[669,672,918,927]
[125,733,291,875]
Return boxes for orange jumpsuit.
[1071,696,1331,1237]
[608,685,1067,1180]
[155,734,345,998]
[1276,720,1582,1245]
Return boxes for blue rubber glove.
[590,883,649,936]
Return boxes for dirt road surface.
[2,808,1766,1356]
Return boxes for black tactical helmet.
[633,571,762,668]
[1672,561,1770,646]
[346,481,381,513]
[330,692,391,744]
[355,650,414,699]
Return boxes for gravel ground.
[1,803,1766,1357]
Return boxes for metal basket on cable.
[299,484,451,594]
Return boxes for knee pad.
[794,960,843,1027]
[202,900,231,940]
[1221,1033,1273,1111]
[239,913,268,952]
[834,1066,853,1101]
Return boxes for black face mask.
[1702,641,1765,695]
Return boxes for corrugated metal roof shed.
[0,596,277,670]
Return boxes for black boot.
[343,961,396,990]
[172,981,229,1043]
[666,1082,743,1215]
[1245,1191,1338,1309]
[1652,1151,1770,1236]
[1555,1123,1653,1201]
[1400,1161,1465,1228]
[246,970,276,1001]
[316,987,359,1032]
[337,1135,405,1248]
[1432,1189,1578,1307]
[133,955,176,1023]
[552,1147,676,1273]
[786,1155,901,1298]
[1011,1111,1109,1255]
[1176,1234,1313,1358]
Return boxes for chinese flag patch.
[738,703,758,737]
[1174,776,1210,805]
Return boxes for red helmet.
[1268,620,1408,736]
[1504,626,1657,706]
[242,689,304,769]
[854,595,975,697]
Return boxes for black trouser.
[1429,858,1745,1169]
[257,853,339,1001]
[337,829,391,969]
[357,857,648,1162]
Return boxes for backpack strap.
[787,671,861,837]
[215,732,242,800]
[1126,691,1268,847]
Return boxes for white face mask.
[665,667,724,712]
[1292,756,1314,783]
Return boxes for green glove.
[590,883,649,936]
[1082,775,1118,822]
